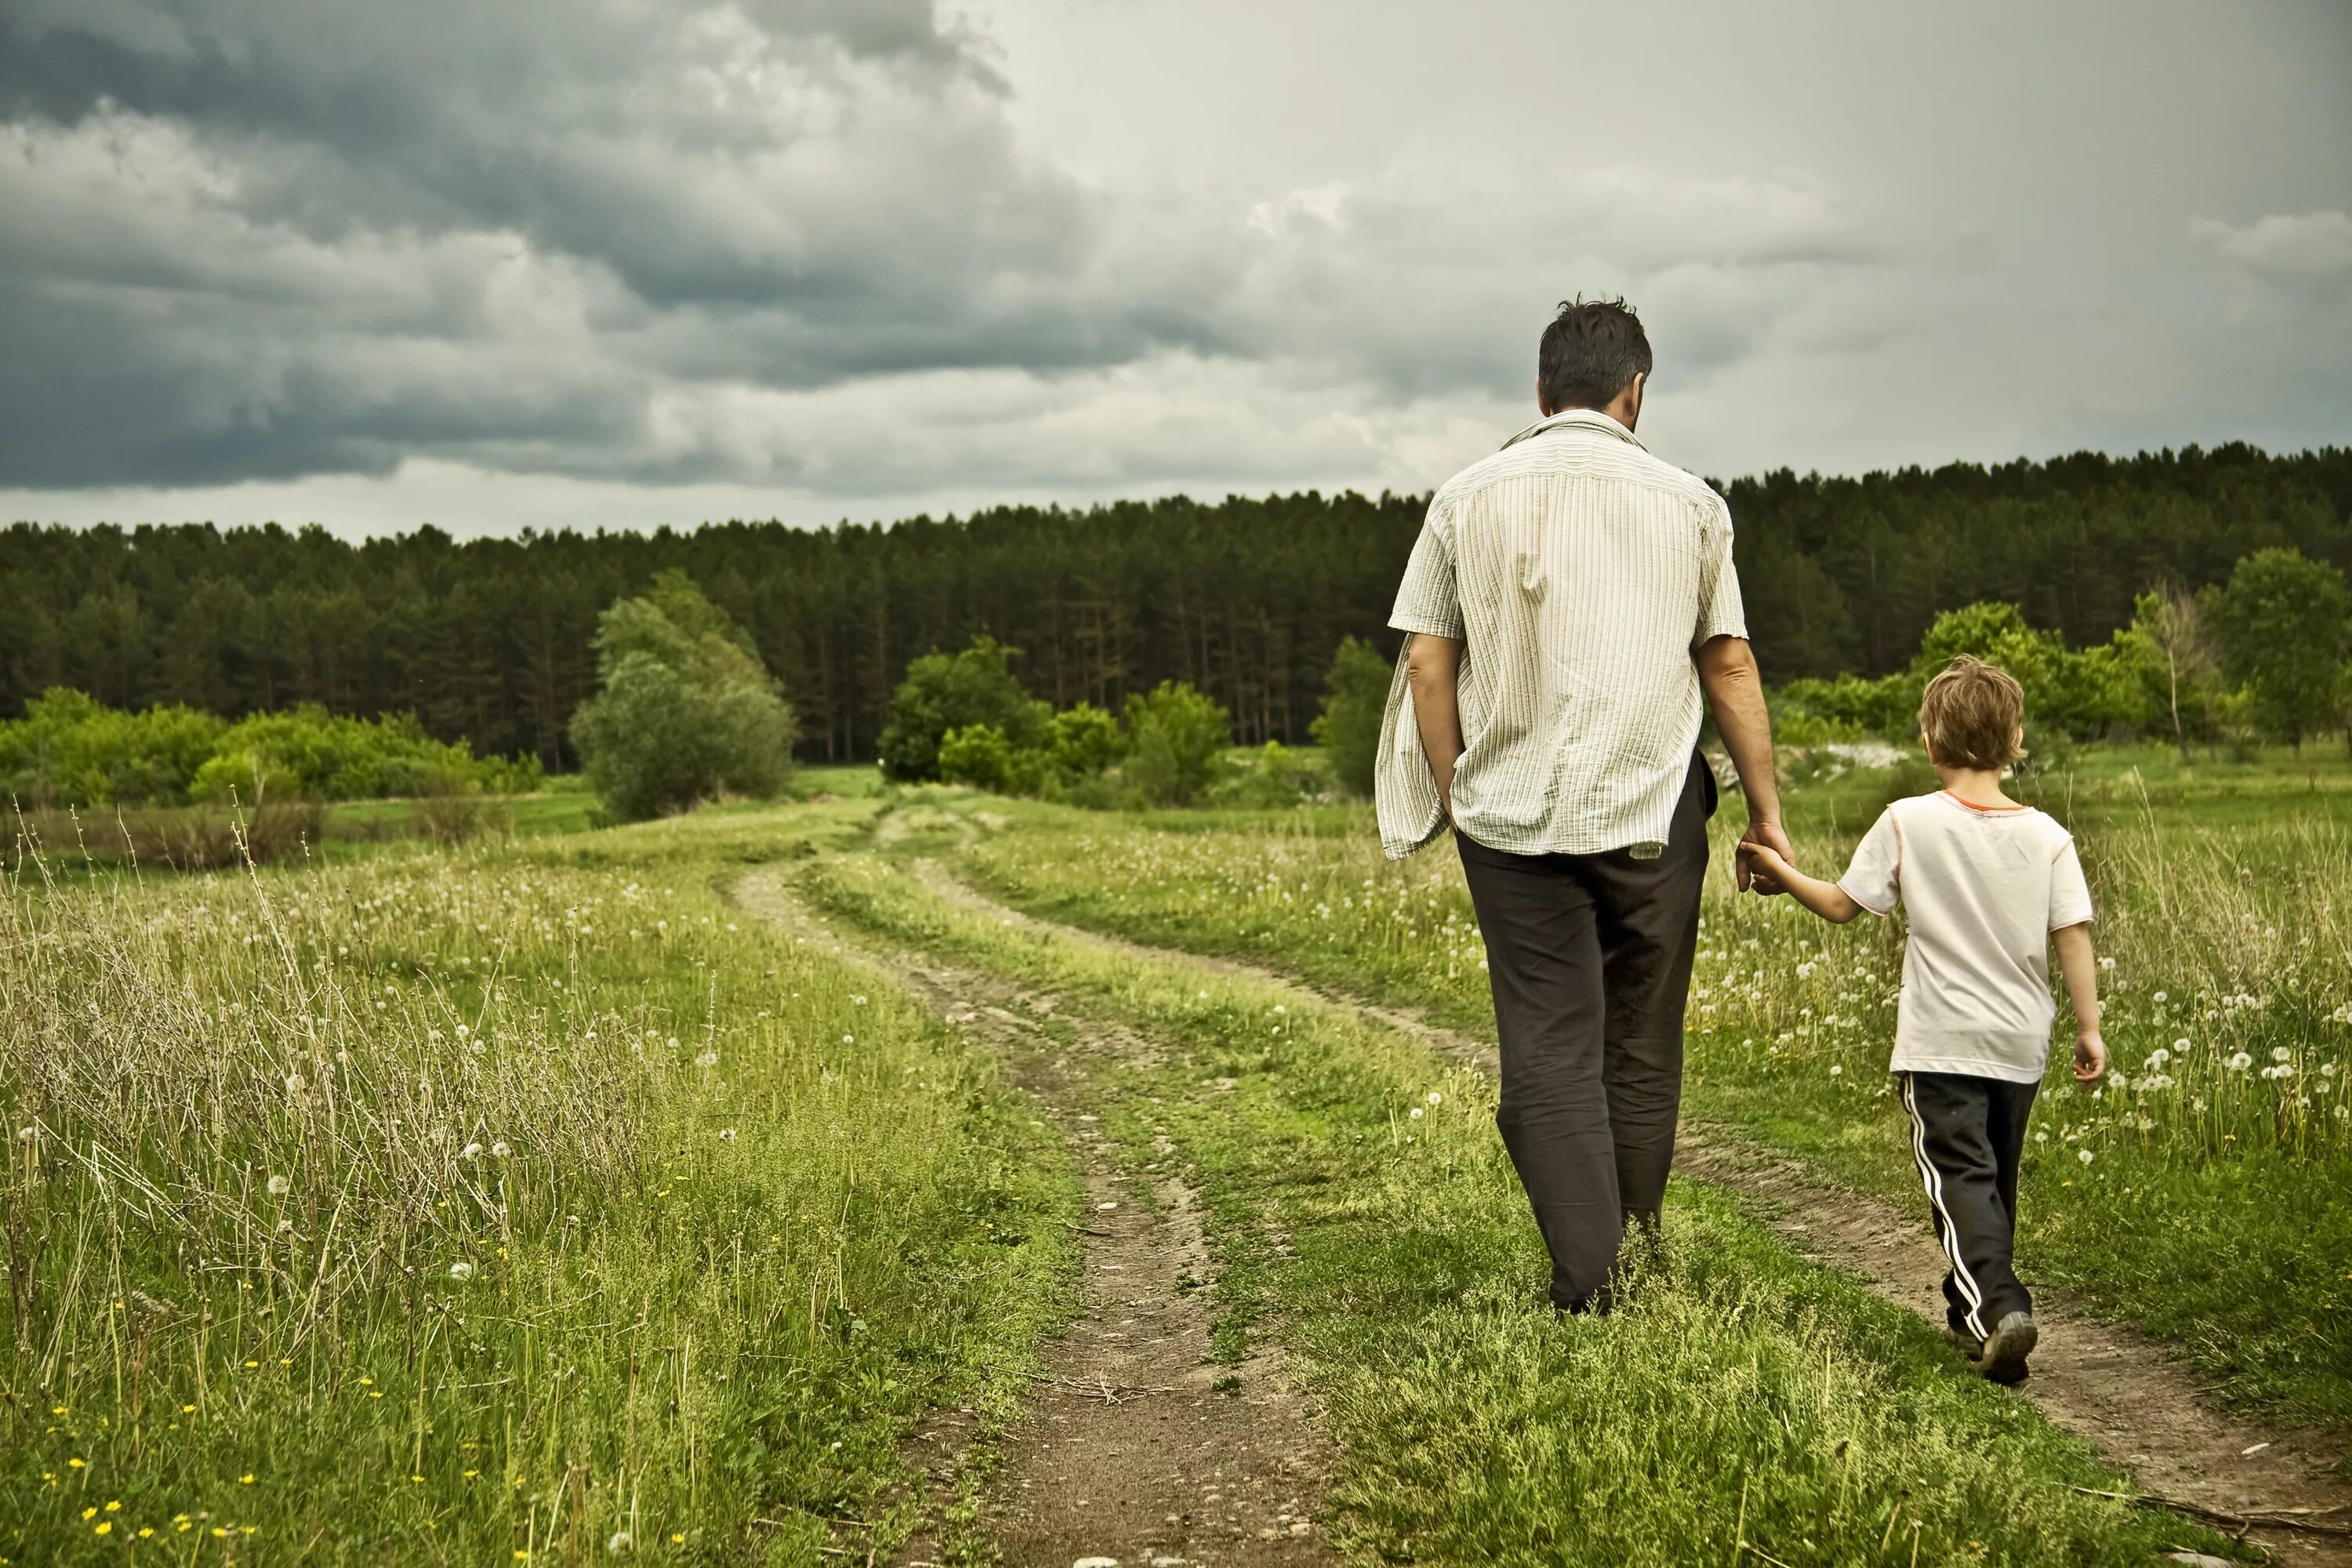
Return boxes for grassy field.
[954,747,2352,1440]
[8,743,2325,1563]
[2,801,1078,1565]
[797,821,2216,1564]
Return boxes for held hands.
[2073,1031,2108,1085]
[1736,822,1796,895]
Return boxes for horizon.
[9,434,2342,546]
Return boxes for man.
[1375,296,1788,1314]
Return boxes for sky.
[1,0,2347,539]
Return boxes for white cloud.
[2190,210,2352,281]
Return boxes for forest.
[4,441,2348,767]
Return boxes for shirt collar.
[1501,407,1647,452]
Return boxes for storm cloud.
[1,0,2347,526]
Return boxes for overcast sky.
[2,0,2347,538]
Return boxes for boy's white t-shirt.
[1838,791,2095,1083]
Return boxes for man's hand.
[1737,818,1795,895]
[2073,1030,2108,1085]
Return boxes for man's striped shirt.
[1375,408,1748,860]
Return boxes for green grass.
[945,757,2352,1445]
[795,835,2226,1566]
[1,801,1079,1566]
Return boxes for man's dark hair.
[1538,296,1653,412]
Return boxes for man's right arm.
[1404,633,1467,818]
[1694,634,1790,892]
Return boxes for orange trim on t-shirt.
[1939,789,2028,815]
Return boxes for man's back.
[1378,407,1745,859]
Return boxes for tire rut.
[732,867,1337,1568]
[913,857,2352,1563]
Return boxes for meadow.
[5,742,2335,1565]
[2,800,1075,1565]
[954,743,2352,1438]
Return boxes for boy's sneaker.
[1973,1311,2037,1385]
[1941,1325,1984,1360]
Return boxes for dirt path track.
[735,869,1335,1568]
[913,858,2352,1564]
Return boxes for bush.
[0,688,531,809]
[569,572,796,821]
[1047,702,1126,779]
[1310,636,1392,798]
[2202,548,2352,750]
[877,638,1050,782]
[1203,741,1331,808]
[1123,681,1231,807]
[936,724,1017,791]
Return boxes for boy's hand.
[2073,1031,2108,1084]
[1737,837,1792,895]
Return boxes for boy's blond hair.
[1918,655,2027,771]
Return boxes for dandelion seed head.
[2078,1149,2093,1164]
[489,1141,510,1157]
[462,1142,484,1160]
[449,1261,474,1280]
[267,1174,289,1196]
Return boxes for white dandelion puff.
[2227,1051,2252,1072]
[490,1141,510,1157]
[1425,1091,1443,1105]
[267,1174,290,1196]
[462,1142,485,1160]
[449,1261,474,1280]
[2077,1149,2093,1165]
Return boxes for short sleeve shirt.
[1374,408,1747,860]
[1840,791,2095,1083]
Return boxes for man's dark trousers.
[1900,1071,2038,1340]
[1454,753,1715,1312]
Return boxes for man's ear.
[1535,373,1552,418]
[1624,371,1645,426]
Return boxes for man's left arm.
[1695,635,1788,890]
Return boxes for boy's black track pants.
[1454,753,1715,1313]
[1900,1070,2040,1340]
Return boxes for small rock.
[1074,1558,1120,1568]
[2164,1555,2234,1568]
[1097,1202,1120,1211]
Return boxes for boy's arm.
[1737,842,1864,924]
[2053,922,2106,1082]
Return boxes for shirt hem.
[1388,612,1465,639]
[1835,878,1892,917]
[1889,1052,2048,1085]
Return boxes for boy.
[1739,655,2105,1385]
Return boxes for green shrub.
[2202,547,2351,750]
[1123,681,1231,806]
[1310,636,1392,797]
[0,688,529,809]
[1047,702,1126,779]
[877,637,1050,782]
[1203,741,1330,808]
[937,724,1017,791]
[569,572,796,821]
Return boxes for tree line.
[5,441,2347,765]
